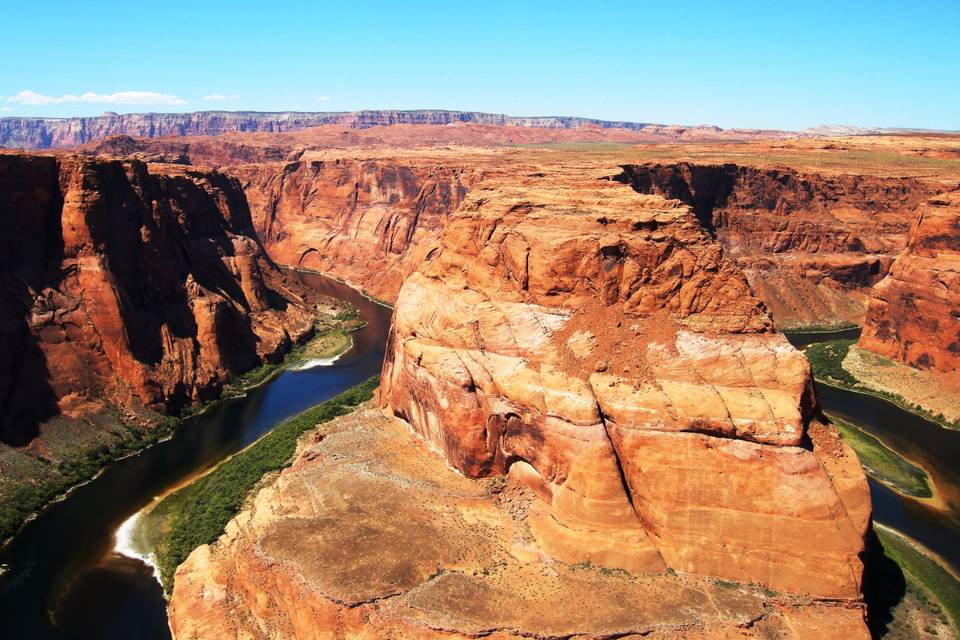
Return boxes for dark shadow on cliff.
[862,527,908,638]
[0,155,65,446]
[0,307,62,446]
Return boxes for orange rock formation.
[169,403,871,640]
[0,153,324,446]
[379,167,871,600]
[860,190,960,373]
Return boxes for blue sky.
[1,0,957,130]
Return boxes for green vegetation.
[0,302,364,545]
[828,414,931,499]
[875,525,960,636]
[782,322,860,334]
[300,330,353,361]
[154,376,379,588]
[803,339,960,430]
[805,339,860,386]
[0,411,176,542]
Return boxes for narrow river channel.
[787,329,960,576]
[0,272,392,639]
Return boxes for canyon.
[1,123,959,639]
[0,152,344,538]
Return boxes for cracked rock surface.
[379,169,871,602]
[168,403,868,640]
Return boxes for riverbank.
[284,265,395,309]
[804,339,960,430]
[872,524,960,638]
[844,345,960,426]
[828,414,933,500]
[0,303,362,546]
[782,321,861,334]
[150,376,379,588]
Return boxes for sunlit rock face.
[236,157,477,301]
[169,404,872,640]
[380,166,871,599]
[616,162,941,329]
[860,190,960,374]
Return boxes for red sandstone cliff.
[167,166,872,638]
[233,157,478,300]
[379,167,871,604]
[617,163,941,328]
[860,191,960,373]
[0,153,323,447]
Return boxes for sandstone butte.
[0,152,327,449]
[170,161,874,639]
[860,190,960,375]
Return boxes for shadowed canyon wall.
[0,153,321,447]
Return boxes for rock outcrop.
[617,163,941,328]
[235,157,478,300]
[0,152,324,447]
[860,191,960,373]
[169,402,870,640]
[379,167,871,604]
[0,110,791,150]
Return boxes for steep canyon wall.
[0,153,323,448]
[860,191,960,373]
[616,163,942,328]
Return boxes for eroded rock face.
[617,163,941,328]
[860,191,960,373]
[236,157,477,300]
[169,403,870,640]
[380,168,871,600]
[0,153,322,446]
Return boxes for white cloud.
[0,106,12,112]
[5,90,187,106]
[203,93,239,101]
[315,95,332,102]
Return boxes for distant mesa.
[1,109,793,149]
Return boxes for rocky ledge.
[169,402,869,640]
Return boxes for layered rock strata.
[379,168,871,603]
[169,403,870,640]
[860,191,960,374]
[0,109,789,149]
[617,163,941,328]
[0,153,323,447]
[234,157,479,300]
